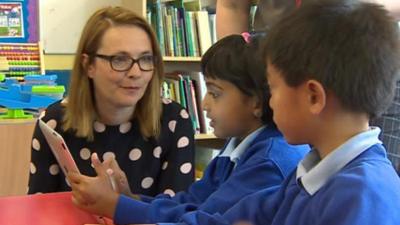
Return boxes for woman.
[28,6,195,196]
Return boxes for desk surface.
[0,192,112,225]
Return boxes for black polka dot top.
[28,98,195,196]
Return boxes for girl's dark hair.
[201,33,274,125]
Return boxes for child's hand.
[67,155,119,218]
[106,156,133,197]
[92,152,133,197]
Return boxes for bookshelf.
[163,56,201,62]
[195,133,216,140]
[146,0,216,57]
[131,0,225,175]
[145,0,219,136]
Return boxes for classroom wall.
[39,0,122,54]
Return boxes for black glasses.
[94,54,155,72]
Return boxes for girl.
[68,32,309,224]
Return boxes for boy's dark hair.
[201,33,274,125]
[264,0,400,118]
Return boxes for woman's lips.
[121,86,140,94]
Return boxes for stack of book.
[147,0,217,57]
[162,72,213,134]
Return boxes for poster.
[0,2,24,38]
[0,0,38,43]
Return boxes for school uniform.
[177,127,400,225]
[113,125,310,225]
[371,80,400,173]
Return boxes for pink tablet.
[38,119,80,175]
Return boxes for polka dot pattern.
[162,161,168,170]
[164,189,175,197]
[30,162,36,174]
[180,163,192,174]
[119,122,132,134]
[94,121,106,133]
[129,148,142,161]
[47,119,57,130]
[80,148,91,160]
[103,152,115,161]
[153,146,162,158]
[177,136,190,148]
[49,164,60,175]
[180,109,189,119]
[168,120,177,133]
[32,138,40,151]
[28,100,195,196]
[141,177,154,189]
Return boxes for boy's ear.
[251,96,263,119]
[82,54,95,78]
[305,80,326,115]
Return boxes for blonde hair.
[63,6,164,140]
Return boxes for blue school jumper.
[177,127,400,225]
[113,126,309,225]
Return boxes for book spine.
[155,0,165,56]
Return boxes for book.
[184,76,200,133]
[190,11,201,56]
[208,13,217,45]
[195,11,212,55]
[154,0,166,56]
[165,77,181,104]
[191,72,213,134]
[177,74,187,108]
[184,11,195,56]
[175,6,188,56]
[189,78,201,133]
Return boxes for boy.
[176,1,400,225]
[67,34,309,225]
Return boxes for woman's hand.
[67,153,119,218]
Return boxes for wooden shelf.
[163,56,201,62]
[195,133,225,149]
[160,0,206,5]
[195,133,217,140]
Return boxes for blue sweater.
[113,126,309,225]
[179,129,400,225]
